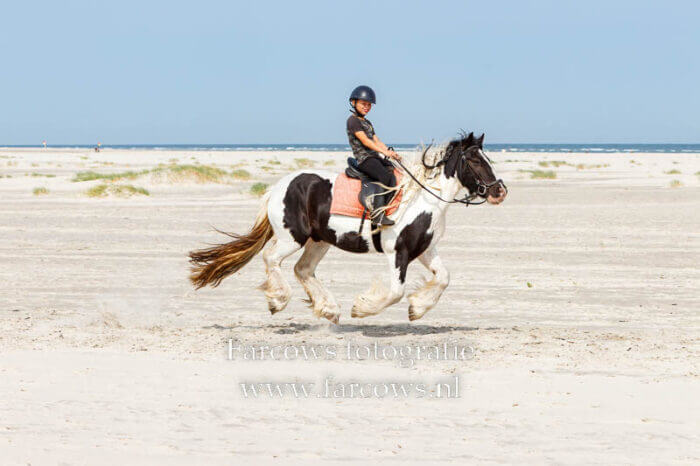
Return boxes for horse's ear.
[477,133,485,147]
[464,132,474,146]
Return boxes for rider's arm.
[354,131,400,160]
[373,134,389,153]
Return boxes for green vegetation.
[153,164,227,183]
[576,163,609,170]
[86,183,150,197]
[538,160,571,168]
[669,179,682,188]
[73,164,232,184]
[665,169,681,175]
[527,282,533,288]
[33,187,49,195]
[231,169,252,180]
[30,173,56,178]
[72,169,149,182]
[268,159,281,165]
[519,169,557,179]
[250,182,268,196]
[324,160,336,166]
[294,158,314,168]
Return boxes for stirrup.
[373,210,394,226]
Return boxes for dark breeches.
[357,156,396,187]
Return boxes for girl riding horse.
[346,85,401,226]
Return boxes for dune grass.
[520,169,557,179]
[74,164,231,184]
[231,169,251,180]
[665,169,681,175]
[295,158,314,168]
[152,164,228,183]
[33,187,49,195]
[86,183,150,197]
[576,163,609,170]
[538,160,572,168]
[250,182,268,196]
[72,169,150,182]
[669,179,683,188]
[268,159,281,165]
[30,172,56,178]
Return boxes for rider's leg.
[357,156,395,225]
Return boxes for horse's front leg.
[408,247,450,321]
[351,252,405,318]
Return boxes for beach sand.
[0,147,698,464]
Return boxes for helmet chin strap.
[349,100,364,118]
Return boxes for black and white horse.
[189,132,507,323]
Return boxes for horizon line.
[2,142,700,147]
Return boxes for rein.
[388,145,505,207]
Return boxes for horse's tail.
[189,192,273,289]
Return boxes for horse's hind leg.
[260,236,301,314]
[408,247,449,321]
[294,240,340,324]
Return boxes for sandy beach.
[0,147,698,464]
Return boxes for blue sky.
[1,1,698,144]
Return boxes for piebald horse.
[189,132,507,323]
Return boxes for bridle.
[390,144,507,206]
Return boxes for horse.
[188,132,507,323]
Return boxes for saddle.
[329,158,403,230]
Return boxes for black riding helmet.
[349,85,376,104]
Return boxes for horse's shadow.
[206,321,483,337]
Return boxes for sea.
[4,143,700,153]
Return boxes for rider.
[346,85,402,226]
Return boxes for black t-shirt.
[347,115,380,163]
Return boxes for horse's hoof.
[317,304,340,324]
[408,305,424,321]
[350,305,365,318]
[268,298,290,315]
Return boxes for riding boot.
[371,192,394,226]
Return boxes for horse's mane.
[373,142,449,221]
[368,132,480,224]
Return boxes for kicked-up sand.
[0,147,698,464]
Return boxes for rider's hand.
[385,150,401,161]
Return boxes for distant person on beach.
[346,85,401,226]
[94,142,101,152]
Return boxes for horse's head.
[441,132,507,205]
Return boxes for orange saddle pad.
[330,168,403,218]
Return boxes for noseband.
[462,150,507,201]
